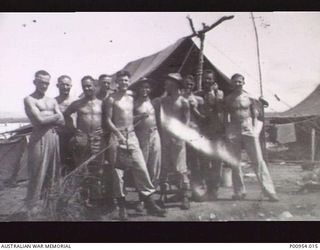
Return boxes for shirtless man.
[182,75,205,201]
[24,70,65,219]
[224,73,279,202]
[104,71,165,220]
[97,74,117,207]
[195,69,224,200]
[55,75,75,175]
[134,77,161,211]
[159,73,191,210]
[64,76,106,208]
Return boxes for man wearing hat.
[133,77,162,211]
[158,72,191,210]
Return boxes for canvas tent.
[268,84,320,120]
[0,125,31,186]
[112,36,233,97]
[266,84,320,160]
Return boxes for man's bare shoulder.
[24,95,54,104]
[108,93,117,101]
[194,95,204,104]
[180,95,188,102]
[126,90,135,97]
[24,95,33,103]
[217,89,224,97]
[24,96,35,109]
[68,98,85,109]
[160,96,169,103]
[43,96,55,102]
[152,97,161,105]
[180,96,190,107]
[94,98,103,104]
[243,92,253,99]
[194,90,204,98]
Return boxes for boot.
[135,193,145,213]
[180,189,191,210]
[232,193,246,200]
[205,182,219,201]
[181,196,190,210]
[117,197,128,221]
[158,183,169,207]
[119,207,128,221]
[145,194,166,217]
[135,201,145,213]
[265,192,279,202]
[206,189,219,201]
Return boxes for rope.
[205,39,320,134]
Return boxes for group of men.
[23,68,279,221]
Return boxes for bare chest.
[187,95,201,108]
[35,98,56,112]
[58,100,72,113]
[78,101,102,115]
[162,97,184,113]
[228,94,251,110]
[114,96,134,114]
[135,101,155,116]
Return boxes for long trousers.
[186,144,203,188]
[200,153,222,192]
[135,128,161,187]
[226,125,277,196]
[26,127,60,212]
[109,131,156,198]
[57,129,74,176]
[160,135,190,190]
[197,130,223,193]
[70,129,106,202]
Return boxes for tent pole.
[250,12,268,161]
[311,128,316,162]
[186,15,234,92]
[196,33,205,91]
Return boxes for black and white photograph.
[0,12,320,223]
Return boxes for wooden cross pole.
[250,12,268,160]
[187,15,234,91]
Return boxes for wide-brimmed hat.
[135,77,156,87]
[165,73,183,84]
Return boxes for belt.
[118,127,135,134]
[146,127,158,133]
[48,127,58,134]
[136,126,158,134]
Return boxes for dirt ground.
[1,163,320,221]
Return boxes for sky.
[0,12,320,117]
